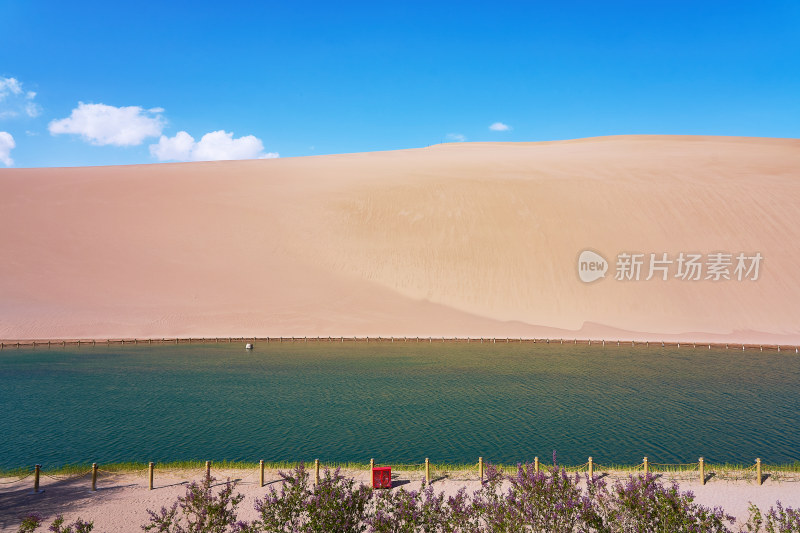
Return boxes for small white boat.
[245,343,254,350]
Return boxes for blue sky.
[1,1,798,167]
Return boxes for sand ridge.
[1,135,798,343]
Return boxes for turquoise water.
[1,342,798,469]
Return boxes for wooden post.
[699,458,705,485]
[588,457,593,479]
[259,460,265,487]
[370,458,374,472]
[643,457,649,474]
[149,462,154,490]
[534,456,539,474]
[315,459,320,485]
[478,457,484,481]
[91,463,97,491]
[756,458,762,486]
[205,461,211,481]
[425,458,430,485]
[34,464,41,493]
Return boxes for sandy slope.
[1,135,798,343]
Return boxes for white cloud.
[0,132,15,166]
[149,130,194,161]
[0,78,23,99]
[149,130,278,162]
[0,77,41,118]
[445,133,466,142]
[489,122,511,131]
[48,102,164,146]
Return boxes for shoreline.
[2,336,798,353]
[2,466,800,531]
[5,460,800,486]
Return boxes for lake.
[1,341,798,469]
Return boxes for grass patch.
[3,460,800,478]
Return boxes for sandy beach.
[1,135,799,344]
[2,467,799,531]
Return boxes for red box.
[372,466,391,489]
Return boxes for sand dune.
[1,135,798,343]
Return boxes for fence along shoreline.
[0,336,797,352]
[0,457,781,493]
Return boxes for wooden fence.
[1,336,797,352]
[0,456,776,493]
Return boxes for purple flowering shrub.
[368,462,597,532]
[142,476,244,533]
[15,514,93,533]
[250,464,311,531]
[20,463,800,532]
[251,464,370,532]
[16,514,44,533]
[743,501,800,533]
[367,480,474,533]
[48,516,94,533]
[763,502,800,532]
[595,473,734,532]
[500,463,597,532]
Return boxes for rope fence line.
[1,337,798,353]
[3,457,789,494]
[42,471,92,481]
[562,462,590,472]
[97,467,149,476]
[0,471,33,484]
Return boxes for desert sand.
[1,135,798,344]
[1,468,798,531]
